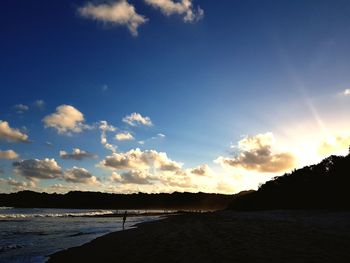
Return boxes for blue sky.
[1,0,350,194]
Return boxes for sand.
[48,210,350,263]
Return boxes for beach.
[48,210,350,263]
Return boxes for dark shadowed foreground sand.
[48,210,350,263]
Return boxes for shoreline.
[47,210,350,263]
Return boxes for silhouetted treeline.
[0,191,241,210]
[229,150,350,210]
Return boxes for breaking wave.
[0,210,115,219]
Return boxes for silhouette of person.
[122,211,127,230]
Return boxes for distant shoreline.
[47,210,350,263]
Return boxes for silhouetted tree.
[229,147,350,210]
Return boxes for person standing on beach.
[122,211,127,230]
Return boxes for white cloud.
[215,133,296,173]
[99,120,118,152]
[0,121,29,142]
[123,112,152,126]
[157,133,166,138]
[144,0,204,22]
[115,132,134,141]
[60,148,97,160]
[64,167,98,184]
[43,105,87,135]
[100,148,182,172]
[78,0,148,36]
[99,120,117,133]
[100,148,200,190]
[14,104,29,114]
[343,89,350,96]
[13,158,62,181]
[0,149,19,160]
[110,170,154,185]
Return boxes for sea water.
[0,207,160,263]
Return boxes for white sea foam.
[0,210,115,219]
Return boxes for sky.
[1,0,350,194]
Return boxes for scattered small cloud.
[0,149,19,160]
[13,158,62,181]
[64,167,98,184]
[78,0,148,36]
[123,112,152,127]
[99,120,118,152]
[33,100,45,110]
[0,120,29,143]
[60,148,97,160]
[45,141,54,147]
[138,133,166,145]
[157,133,166,138]
[43,105,88,135]
[110,170,153,185]
[115,132,134,141]
[144,0,204,22]
[13,104,29,114]
[215,133,296,173]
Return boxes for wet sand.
[48,210,350,263]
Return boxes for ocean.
[0,207,161,263]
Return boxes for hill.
[229,150,350,210]
[0,190,240,210]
